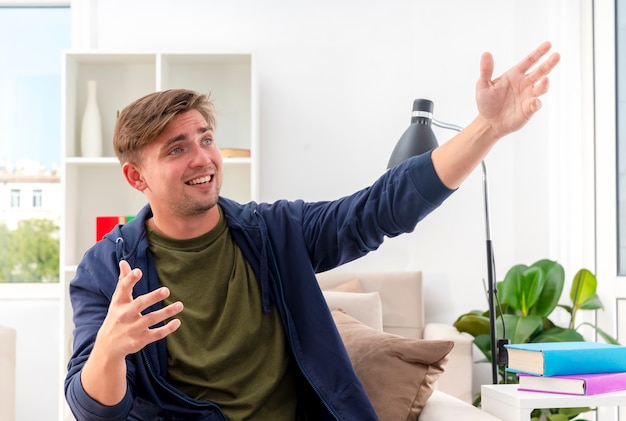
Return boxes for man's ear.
[122,162,147,192]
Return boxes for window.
[0,5,70,283]
[32,189,42,208]
[10,189,20,208]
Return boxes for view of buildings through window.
[0,6,70,283]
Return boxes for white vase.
[80,80,103,157]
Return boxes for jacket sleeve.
[64,245,136,421]
[66,377,133,421]
[302,151,454,272]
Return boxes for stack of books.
[505,342,626,396]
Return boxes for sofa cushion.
[332,309,453,420]
[325,277,364,292]
[323,290,383,331]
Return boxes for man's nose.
[189,143,212,166]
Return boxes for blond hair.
[113,89,216,164]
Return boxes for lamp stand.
[432,119,500,385]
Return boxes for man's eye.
[202,138,212,145]
[169,147,182,155]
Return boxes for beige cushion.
[325,278,364,293]
[316,271,424,339]
[323,290,383,331]
[332,309,453,420]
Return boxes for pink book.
[518,372,626,395]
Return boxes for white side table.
[482,384,626,421]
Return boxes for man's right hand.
[80,260,184,405]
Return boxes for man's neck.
[146,205,221,240]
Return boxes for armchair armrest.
[420,390,501,421]
[0,326,16,421]
[424,322,474,404]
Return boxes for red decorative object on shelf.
[96,215,135,241]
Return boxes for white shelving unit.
[58,51,258,420]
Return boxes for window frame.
[0,0,70,295]
[9,189,20,208]
[594,0,626,365]
[32,189,42,208]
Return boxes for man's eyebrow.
[162,126,213,149]
[162,134,186,150]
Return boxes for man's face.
[126,109,223,221]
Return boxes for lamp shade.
[387,99,439,169]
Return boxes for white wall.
[78,0,588,324]
[25,0,587,418]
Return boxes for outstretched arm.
[431,41,561,189]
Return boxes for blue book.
[505,342,626,376]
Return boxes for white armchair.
[316,270,500,421]
[0,325,16,421]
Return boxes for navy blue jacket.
[64,152,454,420]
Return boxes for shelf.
[65,156,119,165]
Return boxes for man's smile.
[186,175,213,185]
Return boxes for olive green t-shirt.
[147,209,298,420]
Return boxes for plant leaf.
[578,293,604,310]
[532,327,585,343]
[499,314,542,344]
[500,264,544,315]
[570,269,598,310]
[576,322,621,345]
[557,304,573,314]
[473,334,493,362]
[528,259,564,318]
[558,407,593,415]
[454,313,490,338]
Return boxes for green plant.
[454,259,618,421]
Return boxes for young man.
[65,42,560,420]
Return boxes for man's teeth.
[187,175,212,185]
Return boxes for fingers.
[96,260,184,359]
[479,41,555,88]
[118,259,184,323]
[119,259,131,277]
[516,41,560,88]
[527,51,561,85]
[117,260,142,294]
[140,318,182,346]
[477,51,495,89]
[533,75,551,97]
[116,260,182,317]
[516,41,553,73]
[134,285,178,318]
[136,298,183,347]
[528,97,542,114]
[142,301,184,330]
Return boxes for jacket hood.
[105,198,260,260]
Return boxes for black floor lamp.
[387,98,504,384]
